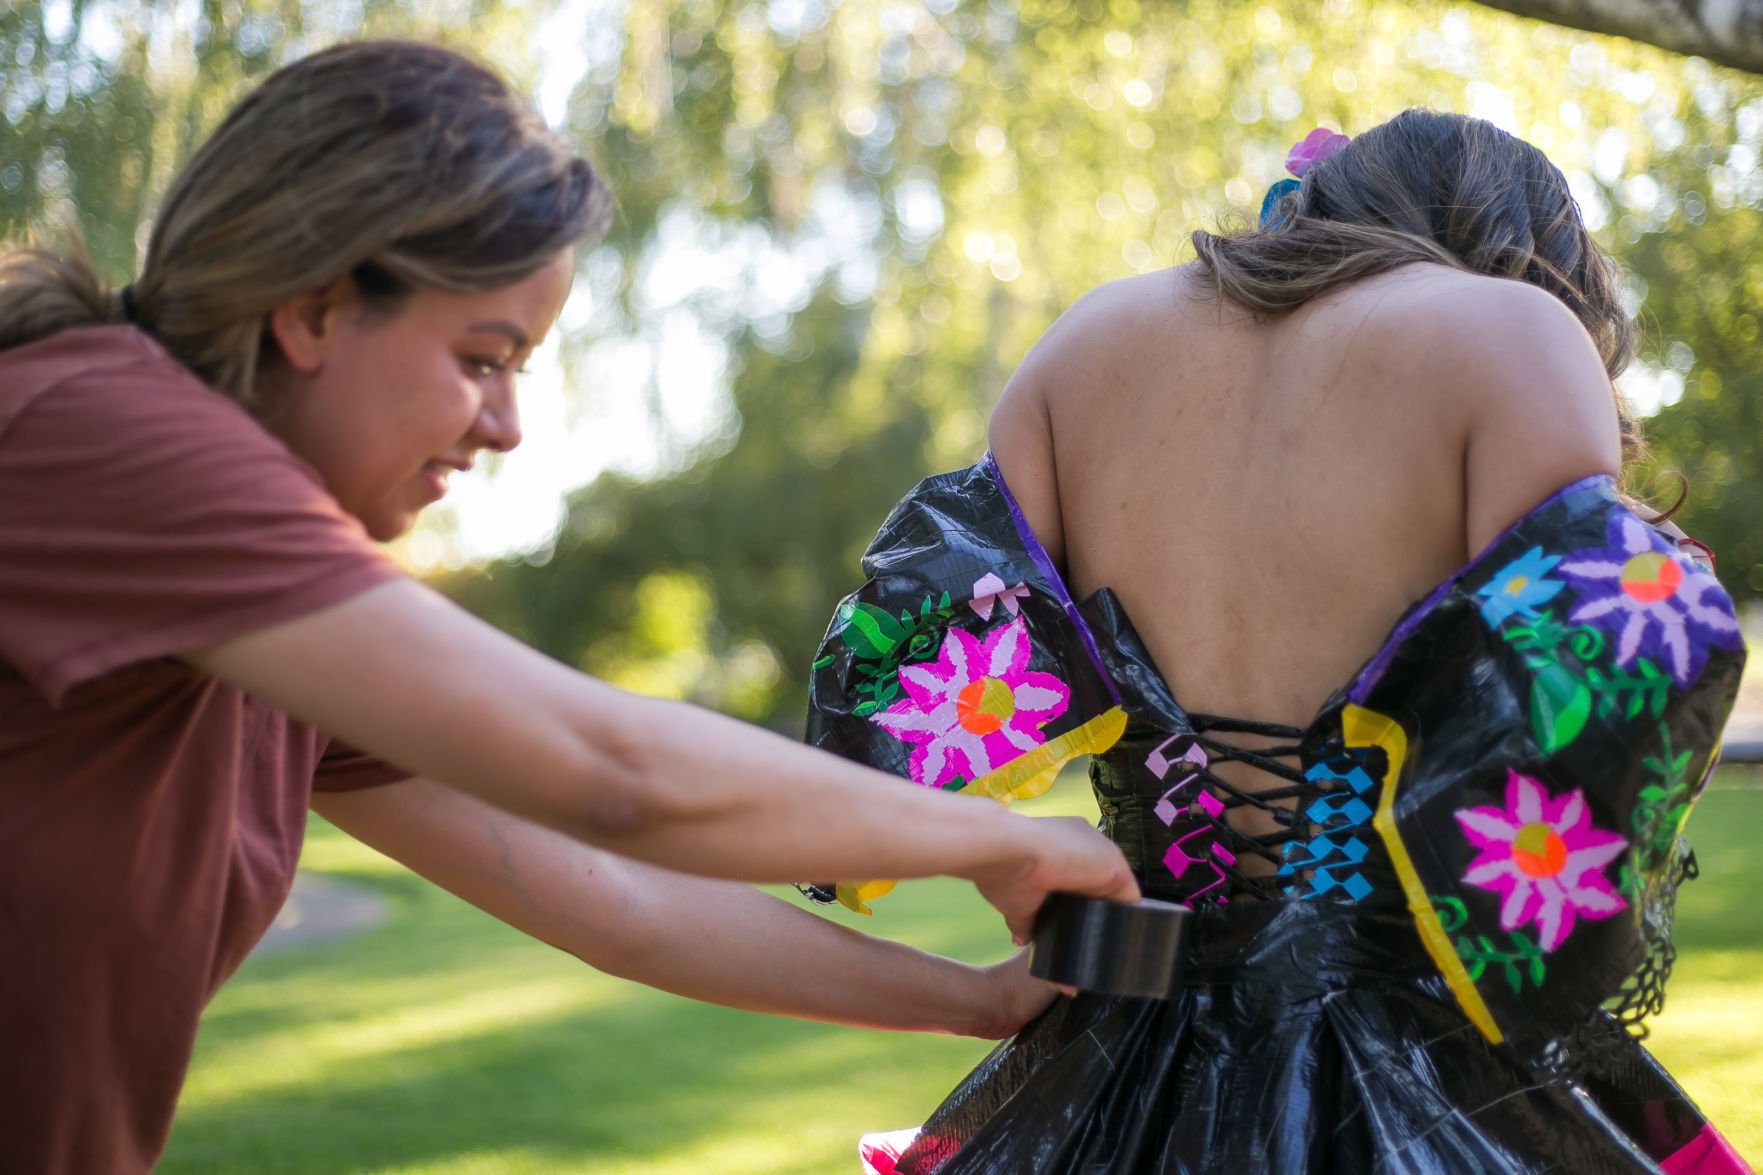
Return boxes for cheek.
[406,356,484,435]
[350,359,481,455]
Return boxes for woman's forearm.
[578,865,1018,1036]
[316,779,1040,1037]
[198,579,1137,933]
[563,686,1031,887]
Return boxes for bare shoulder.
[1008,268,1193,391]
[988,269,1188,567]
[991,268,1192,438]
[1332,266,1623,551]
[1331,267,1613,395]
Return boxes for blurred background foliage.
[4,0,1761,730]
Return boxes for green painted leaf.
[835,602,905,657]
[1530,663,1592,752]
[852,700,879,717]
[811,654,834,671]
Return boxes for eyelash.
[466,358,531,378]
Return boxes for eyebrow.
[465,320,531,349]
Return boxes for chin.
[360,510,416,544]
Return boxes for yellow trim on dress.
[1355,703,1504,1044]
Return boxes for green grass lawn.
[161,773,1763,1173]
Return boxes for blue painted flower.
[1475,546,1566,629]
[1556,511,1742,688]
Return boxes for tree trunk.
[1475,0,1763,74]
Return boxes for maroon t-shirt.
[0,326,410,1172]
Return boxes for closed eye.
[464,356,530,378]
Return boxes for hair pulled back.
[1192,109,1643,465]
[0,39,610,412]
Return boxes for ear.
[266,275,354,375]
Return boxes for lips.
[419,460,459,501]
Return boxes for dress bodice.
[805,455,1745,1059]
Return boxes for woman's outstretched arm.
[315,776,1056,1038]
[191,579,1139,942]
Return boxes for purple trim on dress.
[1347,473,1614,704]
[983,451,1122,706]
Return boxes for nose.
[475,381,523,453]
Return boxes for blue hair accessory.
[1259,127,1350,228]
[1258,178,1302,228]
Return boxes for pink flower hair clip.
[1285,127,1350,177]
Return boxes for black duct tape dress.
[804,455,1752,1174]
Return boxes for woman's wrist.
[947,797,1034,887]
[920,958,999,1038]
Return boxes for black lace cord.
[1158,719,1345,898]
[1196,741,1311,784]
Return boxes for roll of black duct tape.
[1029,894,1191,1000]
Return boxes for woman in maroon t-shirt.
[0,40,1138,1173]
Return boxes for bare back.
[990,263,1624,792]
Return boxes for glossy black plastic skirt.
[889,900,1725,1174]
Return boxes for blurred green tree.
[4,0,1760,727]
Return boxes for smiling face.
[264,252,574,541]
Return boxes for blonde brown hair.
[1193,109,1644,467]
[0,40,610,413]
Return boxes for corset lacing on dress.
[1094,709,1405,911]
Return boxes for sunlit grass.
[161,775,1762,1173]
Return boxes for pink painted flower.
[870,617,1070,789]
[1454,770,1628,952]
[1285,127,1350,177]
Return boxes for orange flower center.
[1511,822,1568,878]
[1619,552,1682,605]
[956,677,1015,735]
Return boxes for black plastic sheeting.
[892,901,1721,1172]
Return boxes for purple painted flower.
[871,617,1070,789]
[1455,770,1627,952]
[1556,512,1741,687]
[1285,128,1350,177]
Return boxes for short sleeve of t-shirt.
[314,737,410,793]
[0,326,406,706]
